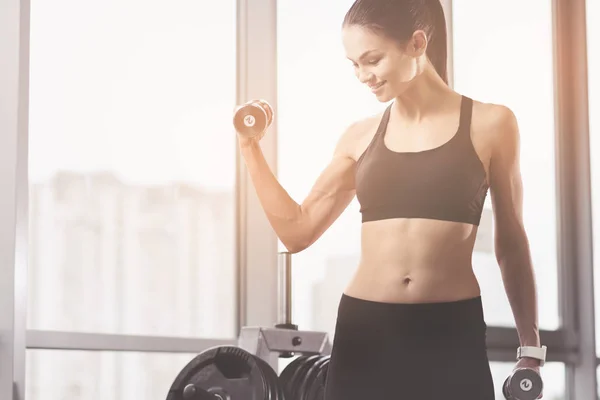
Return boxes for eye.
[367,58,381,65]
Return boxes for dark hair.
[343,0,448,84]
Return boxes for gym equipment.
[233,99,274,140]
[301,356,329,400]
[166,252,333,400]
[237,252,332,371]
[278,354,330,400]
[502,367,543,400]
[166,345,283,400]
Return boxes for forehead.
[342,25,396,57]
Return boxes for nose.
[357,69,374,84]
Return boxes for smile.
[369,81,386,91]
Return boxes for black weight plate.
[166,345,270,400]
[253,354,284,400]
[279,356,310,400]
[304,356,330,400]
[298,356,329,400]
[297,356,327,400]
[289,355,321,399]
[289,355,322,400]
[502,377,511,399]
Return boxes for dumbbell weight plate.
[166,345,274,400]
[288,355,322,400]
[298,356,330,400]
[253,355,284,400]
[303,357,330,400]
[502,368,543,400]
[233,100,272,139]
[279,356,310,399]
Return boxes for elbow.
[495,238,531,269]
[277,207,318,254]
[281,225,315,254]
[285,244,307,254]
[281,234,313,254]
[494,243,515,267]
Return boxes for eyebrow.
[348,49,380,62]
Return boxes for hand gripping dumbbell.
[502,368,543,400]
[233,99,274,140]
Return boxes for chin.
[374,90,396,103]
[375,82,411,102]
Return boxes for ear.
[407,30,428,57]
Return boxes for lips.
[369,81,386,91]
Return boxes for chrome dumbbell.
[502,368,543,400]
[233,99,274,140]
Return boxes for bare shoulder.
[335,110,386,162]
[471,99,519,152]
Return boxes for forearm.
[497,244,541,347]
[240,142,309,251]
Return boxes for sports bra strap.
[458,96,473,135]
[374,103,393,139]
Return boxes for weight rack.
[166,251,333,400]
[237,252,333,371]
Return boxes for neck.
[392,63,457,122]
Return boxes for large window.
[26,350,195,400]
[587,0,600,358]
[28,0,238,338]
[452,0,559,329]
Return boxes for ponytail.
[425,0,449,84]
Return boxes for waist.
[347,262,480,304]
[336,293,487,338]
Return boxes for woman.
[237,0,545,398]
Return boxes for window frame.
[1,0,281,397]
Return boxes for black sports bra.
[355,96,489,226]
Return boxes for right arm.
[239,123,361,253]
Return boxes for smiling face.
[342,24,426,102]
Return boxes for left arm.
[488,106,541,356]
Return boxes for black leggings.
[324,294,495,399]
